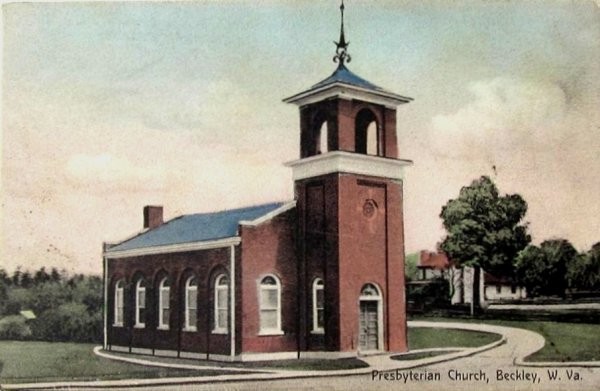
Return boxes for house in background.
[103,4,412,361]
[417,250,526,306]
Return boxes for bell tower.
[285,1,412,354]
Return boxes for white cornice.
[104,237,241,259]
[283,83,412,109]
[239,201,296,227]
[285,151,413,181]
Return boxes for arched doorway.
[358,283,383,352]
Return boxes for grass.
[110,351,368,371]
[410,316,600,362]
[0,341,244,384]
[392,350,459,361]
[408,327,501,350]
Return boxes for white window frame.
[258,275,283,335]
[184,276,197,332]
[158,276,170,330]
[134,278,146,328]
[113,280,124,327]
[311,278,325,334]
[213,274,229,334]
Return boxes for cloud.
[430,77,569,159]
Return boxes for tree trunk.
[471,266,481,316]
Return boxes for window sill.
[133,324,145,329]
[183,327,197,332]
[157,326,170,331]
[112,323,123,328]
[310,329,324,335]
[212,329,228,335]
[258,329,284,336]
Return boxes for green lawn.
[0,341,241,384]
[392,350,459,361]
[410,316,600,362]
[110,351,368,371]
[408,327,501,350]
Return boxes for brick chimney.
[143,206,163,229]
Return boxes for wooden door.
[359,301,378,351]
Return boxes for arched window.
[317,121,328,154]
[158,277,170,329]
[213,274,229,333]
[312,278,324,333]
[114,280,124,327]
[134,278,146,328]
[259,275,282,335]
[366,122,378,155]
[184,276,197,331]
[355,109,379,156]
[360,283,381,297]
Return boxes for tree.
[33,267,51,285]
[566,242,600,292]
[404,253,419,281]
[516,239,577,297]
[20,271,33,288]
[440,176,530,315]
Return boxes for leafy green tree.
[588,243,600,290]
[440,176,530,314]
[33,267,51,285]
[32,302,102,342]
[50,267,61,283]
[516,239,577,297]
[404,253,419,281]
[11,267,22,287]
[567,242,600,291]
[0,315,32,340]
[20,271,33,288]
[0,268,11,286]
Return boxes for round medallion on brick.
[362,199,378,218]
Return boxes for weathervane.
[333,0,351,66]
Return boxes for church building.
[103,2,413,361]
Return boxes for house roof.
[418,251,451,270]
[19,310,36,320]
[106,202,286,253]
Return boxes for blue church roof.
[311,64,383,91]
[107,202,285,252]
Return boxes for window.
[184,276,197,331]
[158,277,170,329]
[114,280,124,327]
[259,275,282,334]
[135,278,146,328]
[361,283,380,297]
[366,122,378,155]
[355,109,379,156]
[496,284,502,294]
[511,285,517,294]
[312,278,324,333]
[213,274,229,333]
[318,121,328,154]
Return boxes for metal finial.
[333,0,351,66]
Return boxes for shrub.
[0,315,32,340]
[32,303,102,343]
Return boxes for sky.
[2,1,599,275]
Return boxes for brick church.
[103,2,413,361]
